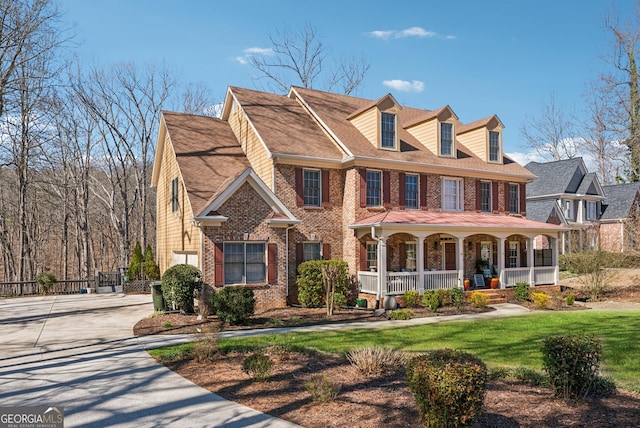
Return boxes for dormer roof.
[457,115,504,134]
[347,93,402,120]
[402,105,458,128]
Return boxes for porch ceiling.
[349,210,566,234]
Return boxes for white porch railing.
[534,266,557,285]
[387,272,420,294]
[502,268,530,287]
[358,271,378,294]
[424,270,459,291]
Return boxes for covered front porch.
[349,211,564,299]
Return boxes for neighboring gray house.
[525,158,605,253]
[600,183,640,252]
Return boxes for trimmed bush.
[469,291,489,308]
[450,287,465,311]
[566,292,575,306]
[143,244,161,280]
[531,292,550,309]
[422,290,440,312]
[406,349,487,428]
[296,260,350,307]
[35,272,57,295]
[389,309,413,320]
[242,353,273,381]
[514,281,530,302]
[161,264,201,313]
[305,375,341,403]
[403,290,421,308]
[127,241,143,280]
[541,334,604,399]
[346,346,407,377]
[209,286,255,325]
[437,288,452,306]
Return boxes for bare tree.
[178,81,220,116]
[520,93,579,161]
[249,24,369,95]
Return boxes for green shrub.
[346,346,407,377]
[161,264,201,313]
[514,282,530,302]
[242,353,273,381]
[390,309,413,320]
[531,292,550,309]
[296,260,349,307]
[437,288,452,306]
[422,290,440,312]
[450,287,465,311]
[127,241,143,280]
[541,334,603,399]
[406,349,487,428]
[403,290,421,308]
[305,374,341,403]
[35,272,57,295]
[191,335,218,363]
[469,291,489,308]
[209,286,255,325]
[566,292,575,306]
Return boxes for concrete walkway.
[0,294,300,428]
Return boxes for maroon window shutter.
[267,243,277,284]
[399,172,406,208]
[475,180,481,211]
[492,181,499,212]
[520,183,526,215]
[322,243,331,260]
[420,174,428,209]
[504,183,510,213]
[359,169,367,208]
[399,243,406,270]
[322,169,330,207]
[383,171,391,207]
[214,243,224,286]
[359,241,368,271]
[296,243,304,269]
[295,168,303,206]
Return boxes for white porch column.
[553,233,560,284]
[377,238,387,301]
[457,236,464,288]
[528,237,535,286]
[417,236,425,293]
[498,237,505,288]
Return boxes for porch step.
[465,289,508,304]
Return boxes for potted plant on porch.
[490,277,500,289]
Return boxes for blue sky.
[60,0,634,162]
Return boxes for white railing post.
[457,236,464,289]
[417,236,425,294]
[498,237,505,288]
[528,237,535,286]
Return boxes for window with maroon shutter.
[214,243,224,286]
[322,169,331,207]
[520,183,526,215]
[359,242,368,271]
[475,180,481,211]
[359,169,367,207]
[322,243,331,260]
[383,171,391,207]
[420,174,428,209]
[267,243,277,284]
[504,182,510,213]
[399,172,406,207]
[295,168,303,206]
[492,181,499,211]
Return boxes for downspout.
[371,226,385,309]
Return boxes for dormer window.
[489,131,500,162]
[440,122,453,156]
[381,112,396,149]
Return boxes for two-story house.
[151,86,564,309]
[525,158,604,254]
[600,182,640,252]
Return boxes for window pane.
[481,181,491,212]
[303,243,321,261]
[509,184,519,213]
[443,178,461,211]
[405,174,418,209]
[246,243,265,283]
[406,243,416,271]
[224,243,244,284]
[381,112,395,148]
[489,131,500,162]
[366,171,381,206]
[303,169,321,207]
[440,123,453,156]
[367,243,377,269]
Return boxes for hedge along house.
[152,86,565,309]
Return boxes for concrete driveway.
[0,294,299,427]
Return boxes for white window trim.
[405,173,419,209]
[508,241,520,268]
[509,183,520,214]
[223,241,266,285]
[441,177,464,212]
[488,130,501,163]
[480,180,492,212]
[586,200,597,221]
[379,111,397,150]
[366,241,378,270]
[302,241,322,261]
[439,122,455,157]
[366,169,383,207]
[303,168,322,207]
[404,241,417,271]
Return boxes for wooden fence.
[0,279,93,297]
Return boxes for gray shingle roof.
[526,199,560,223]
[525,158,585,197]
[576,172,599,195]
[601,183,640,220]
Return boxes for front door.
[444,242,456,270]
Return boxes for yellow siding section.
[228,104,274,188]
[156,134,200,275]
[406,119,438,154]
[349,108,378,147]
[458,128,487,161]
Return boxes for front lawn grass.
[214,310,640,390]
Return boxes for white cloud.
[204,103,224,118]
[505,151,548,166]
[367,26,455,40]
[244,47,274,55]
[383,79,425,93]
[235,56,248,65]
